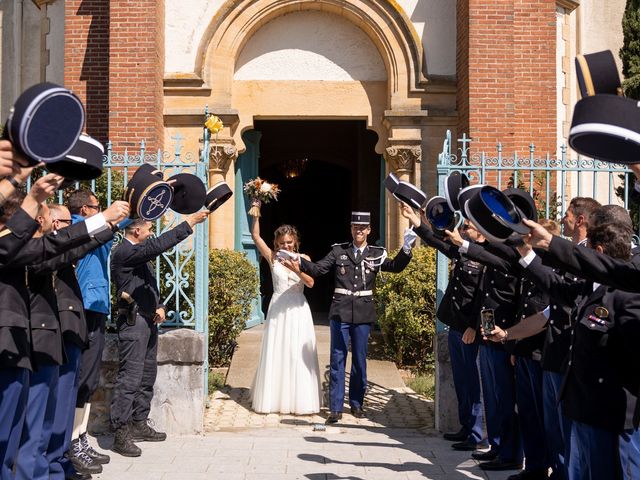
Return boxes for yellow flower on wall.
[205,115,223,134]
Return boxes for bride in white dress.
[249,207,322,414]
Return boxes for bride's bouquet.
[244,177,280,217]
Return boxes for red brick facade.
[457,0,557,158]
[64,1,164,151]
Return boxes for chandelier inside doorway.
[281,157,308,179]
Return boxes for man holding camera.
[109,211,208,457]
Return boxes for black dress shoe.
[451,439,487,451]
[350,407,365,418]
[471,450,499,461]
[443,429,468,442]
[325,412,342,425]
[65,471,92,480]
[479,459,524,471]
[507,469,549,480]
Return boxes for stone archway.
[163,0,457,249]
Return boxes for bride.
[249,203,322,414]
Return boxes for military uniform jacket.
[0,220,94,370]
[413,223,484,333]
[28,228,114,349]
[0,208,39,267]
[300,242,411,325]
[561,283,640,433]
[524,255,581,372]
[111,221,192,318]
[463,241,522,350]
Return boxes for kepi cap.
[167,173,207,214]
[46,134,104,180]
[125,165,173,221]
[4,82,85,166]
[575,50,621,98]
[205,181,233,213]
[444,171,470,211]
[351,211,371,225]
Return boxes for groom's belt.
[334,288,373,297]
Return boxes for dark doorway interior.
[254,120,381,318]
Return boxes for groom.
[299,211,415,424]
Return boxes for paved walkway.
[93,324,514,479]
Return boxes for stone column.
[383,144,421,250]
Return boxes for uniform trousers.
[47,342,82,479]
[514,357,547,472]
[16,364,59,480]
[110,314,158,429]
[76,311,106,407]
[478,345,522,463]
[329,319,370,412]
[542,370,571,480]
[447,329,483,443]
[619,427,640,480]
[0,367,29,480]
[568,420,621,480]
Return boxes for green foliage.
[407,371,436,399]
[621,0,640,99]
[208,370,226,392]
[374,246,437,370]
[207,249,259,367]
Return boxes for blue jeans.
[619,427,640,480]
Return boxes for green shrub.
[407,372,436,399]
[207,249,259,367]
[374,246,437,370]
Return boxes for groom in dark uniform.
[300,211,415,424]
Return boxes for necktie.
[355,249,361,262]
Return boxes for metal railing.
[434,129,634,330]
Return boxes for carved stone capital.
[207,143,237,175]
[384,145,422,174]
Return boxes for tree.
[621,0,640,99]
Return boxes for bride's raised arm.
[249,205,273,263]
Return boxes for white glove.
[402,227,418,253]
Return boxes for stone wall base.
[435,330,459,433]
[89,328,206,435]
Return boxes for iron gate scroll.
[435,130,634,332]
[38,126,212,333]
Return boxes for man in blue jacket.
[66,189,114,473]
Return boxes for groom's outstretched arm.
[300,249,336,277]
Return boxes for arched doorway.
[253,119,382,320]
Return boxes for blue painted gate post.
[234,130,265,328]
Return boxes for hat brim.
[569,95,640,164]
[444,172,470,211]
[392,181,427,210]
[457,185,484,220]
[167,173,207,214]
[384,173,400,193]
[46,134,104,180]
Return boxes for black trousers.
[76,311,107,407]
[110,314,158,429]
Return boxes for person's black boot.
[66,438,103,474]
[129,419,167,442]
[80,432,111,464]
[112,425,142,457]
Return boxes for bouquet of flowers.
[244,177,280,217]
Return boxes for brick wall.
[457,0,557,165]
[64,1,164,151]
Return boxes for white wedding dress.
[251,260,322,414]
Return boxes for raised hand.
[0,140,29,177]
[186,211,209,228]
[522,218,553,250]
[102,200,130,224]
[399,203,420,227]
[444,227,464,246]
[28,174,64,203]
